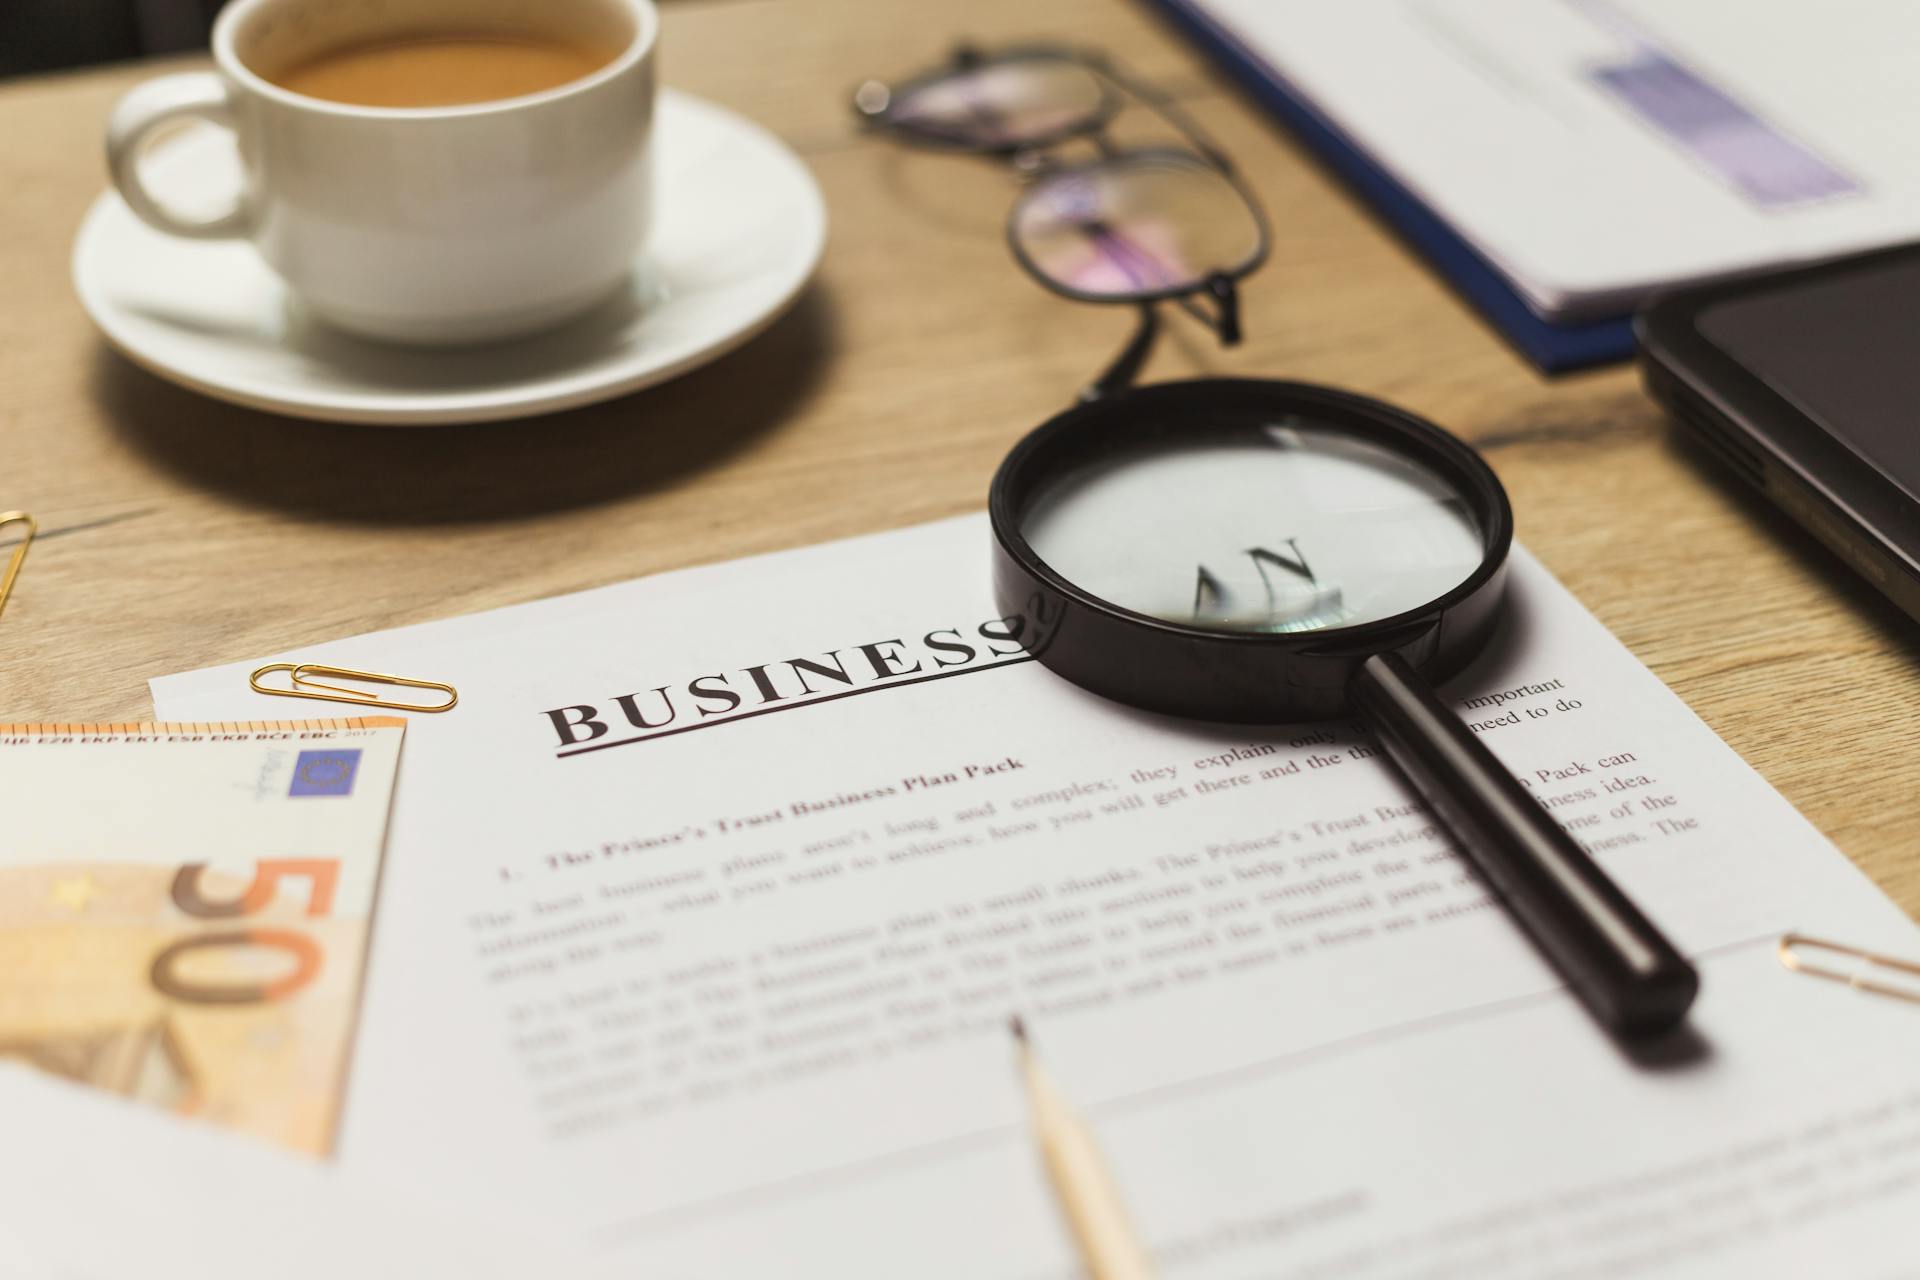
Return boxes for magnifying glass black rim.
[988,378,1514,654]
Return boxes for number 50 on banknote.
[0,719,405,1154]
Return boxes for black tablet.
[1638,245,1920,625]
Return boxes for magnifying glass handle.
[1349,653,1699,1040]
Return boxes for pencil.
[1010,1016,1157,1280]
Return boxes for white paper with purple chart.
[1185,0,1920,320]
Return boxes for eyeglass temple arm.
[1167,273,1242,344]
[1081,274,1240,403]
[1081,304,1159,403]
[1178,272,1241,345]
[1086,52,1234,174]
[1087,50,1274,265]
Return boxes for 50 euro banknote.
[0,718,405,1154]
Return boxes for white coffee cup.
[106,0,658,345]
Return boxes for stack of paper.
[1155,0,1920,366]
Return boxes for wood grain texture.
[2,0,1917,918]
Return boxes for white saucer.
[72,90,827,425]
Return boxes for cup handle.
[106,72,252,240]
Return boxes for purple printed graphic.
[288,749,361,797]
[1589,53,1860,208]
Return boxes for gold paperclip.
[0,512,36,621]
[250,662,459,712]
[1777,933,1920,1006]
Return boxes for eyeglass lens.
[886,56,1108,149]
[1012,151,1264,297]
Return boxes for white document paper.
[0,1068,601,1280]
[151,515,1920,1276]
[1189,0,1920,318]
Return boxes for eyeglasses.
[855,45,1271,398]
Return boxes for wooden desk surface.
[3,0,1917,916]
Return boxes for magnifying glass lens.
[1019,421,1487,634]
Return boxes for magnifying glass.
[990,379,1699,1040]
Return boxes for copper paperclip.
[1777,933,1920,1006]
[0,512,36,620]
[250,662,459,712]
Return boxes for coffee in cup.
[106,0,658,345]
[270,32,619,109]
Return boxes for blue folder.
[1147,0,1637,372]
